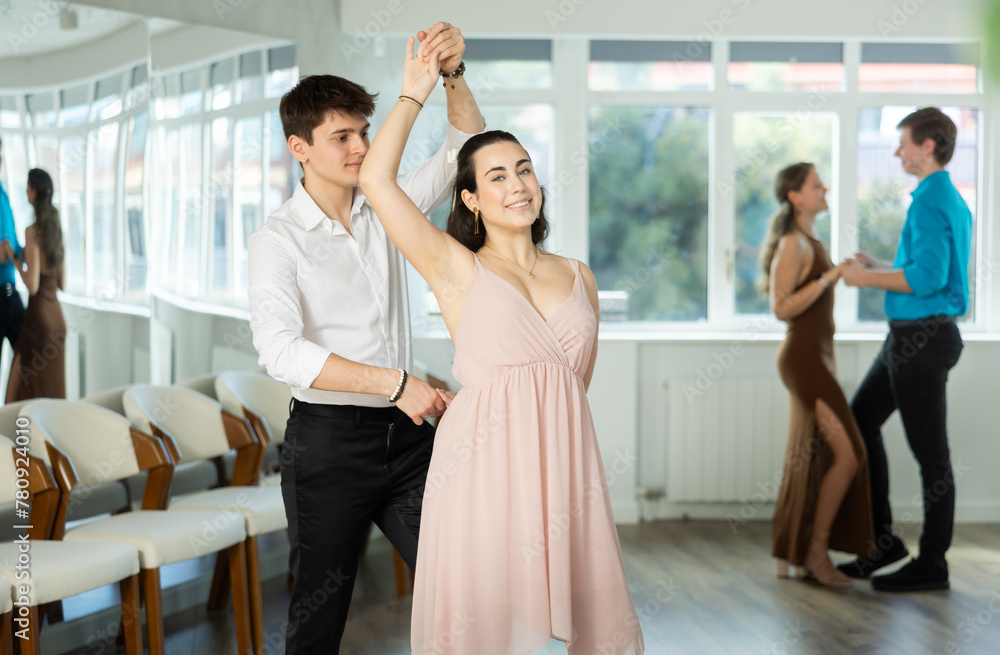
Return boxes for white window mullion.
[709,40,734,325]
[553,37,589,262]
[836,40,861,329]
[983,97,999,331]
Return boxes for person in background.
[0,136,27,387]
[764,162,874,588]
[838,107,971,592]
[2,168,66,402]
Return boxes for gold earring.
[473,207,479,234]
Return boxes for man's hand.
[417,22,465,74]
[853,251,881,270]
[0,239,11,264]
[395,376,447,425]
[841,258,868,287]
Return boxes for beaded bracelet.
[388,369,408,403]
[441,61,466,89]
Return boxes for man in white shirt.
[248,22,484,654]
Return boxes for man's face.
[293,111,370,189]
[895,127,934,176]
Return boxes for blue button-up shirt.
[885,171,972,320]
[0,181,22,286]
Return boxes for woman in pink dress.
[359,39,644,654]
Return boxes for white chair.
[80,384,134,415]
[0,434,143,655]
[19,401,253,655]
[124,385,286,655]
[83,384,224,505]
[176,374,219,400]
[215,371,291,485]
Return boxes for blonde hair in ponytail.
[759,162,813,292]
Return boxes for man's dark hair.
[897,107,958,166]
[279,75,377,146]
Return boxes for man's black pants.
[280,398,434,654]
[851,317,963,567]
[1,286,25,363]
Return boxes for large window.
[588,107,710,321]
[3,38,991,332]
[150,43,298,304]
[1,63,147,301]
[733,113,835,314]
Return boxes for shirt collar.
[912,170,949,199]
[291,178,371,235]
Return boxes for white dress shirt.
[248,123,473,407]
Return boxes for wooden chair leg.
[18,606,41,655]
[226,542,253,655]
[41,600,63,625]
[359,522,373,558]
[393,548,409,596]
[119,574,143,655]
[142,568,165,655]
[246,536,265,655]
[207,547,232,611]
[1,611,13,655]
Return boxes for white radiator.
[666,379,789,503]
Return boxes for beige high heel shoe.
[803,552,853,588]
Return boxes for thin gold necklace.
[483,243,539,279]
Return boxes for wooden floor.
[60,521,1000,655]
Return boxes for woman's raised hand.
[401,36,440,106]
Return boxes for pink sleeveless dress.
[411,255,644,655]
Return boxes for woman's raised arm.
[359,37,470,290]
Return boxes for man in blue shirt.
[839,107,971,591]
[0,136,26,371]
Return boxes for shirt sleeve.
[247,230,331,390]
[0,186,22,256]
[395,121,480,215]
[901,201,952,297]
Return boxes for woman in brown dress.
[762,163,874,587]
[3,168,66,402]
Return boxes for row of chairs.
[0,372,291,655]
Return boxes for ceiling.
[0,1,147,60]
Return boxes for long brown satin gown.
[7,271,66,401]
[771,231,875,565]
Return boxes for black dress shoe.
[836,536,909,579]
[872,557,949,592]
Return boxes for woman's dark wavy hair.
[445,130,549,252]
[27,168,64,269]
